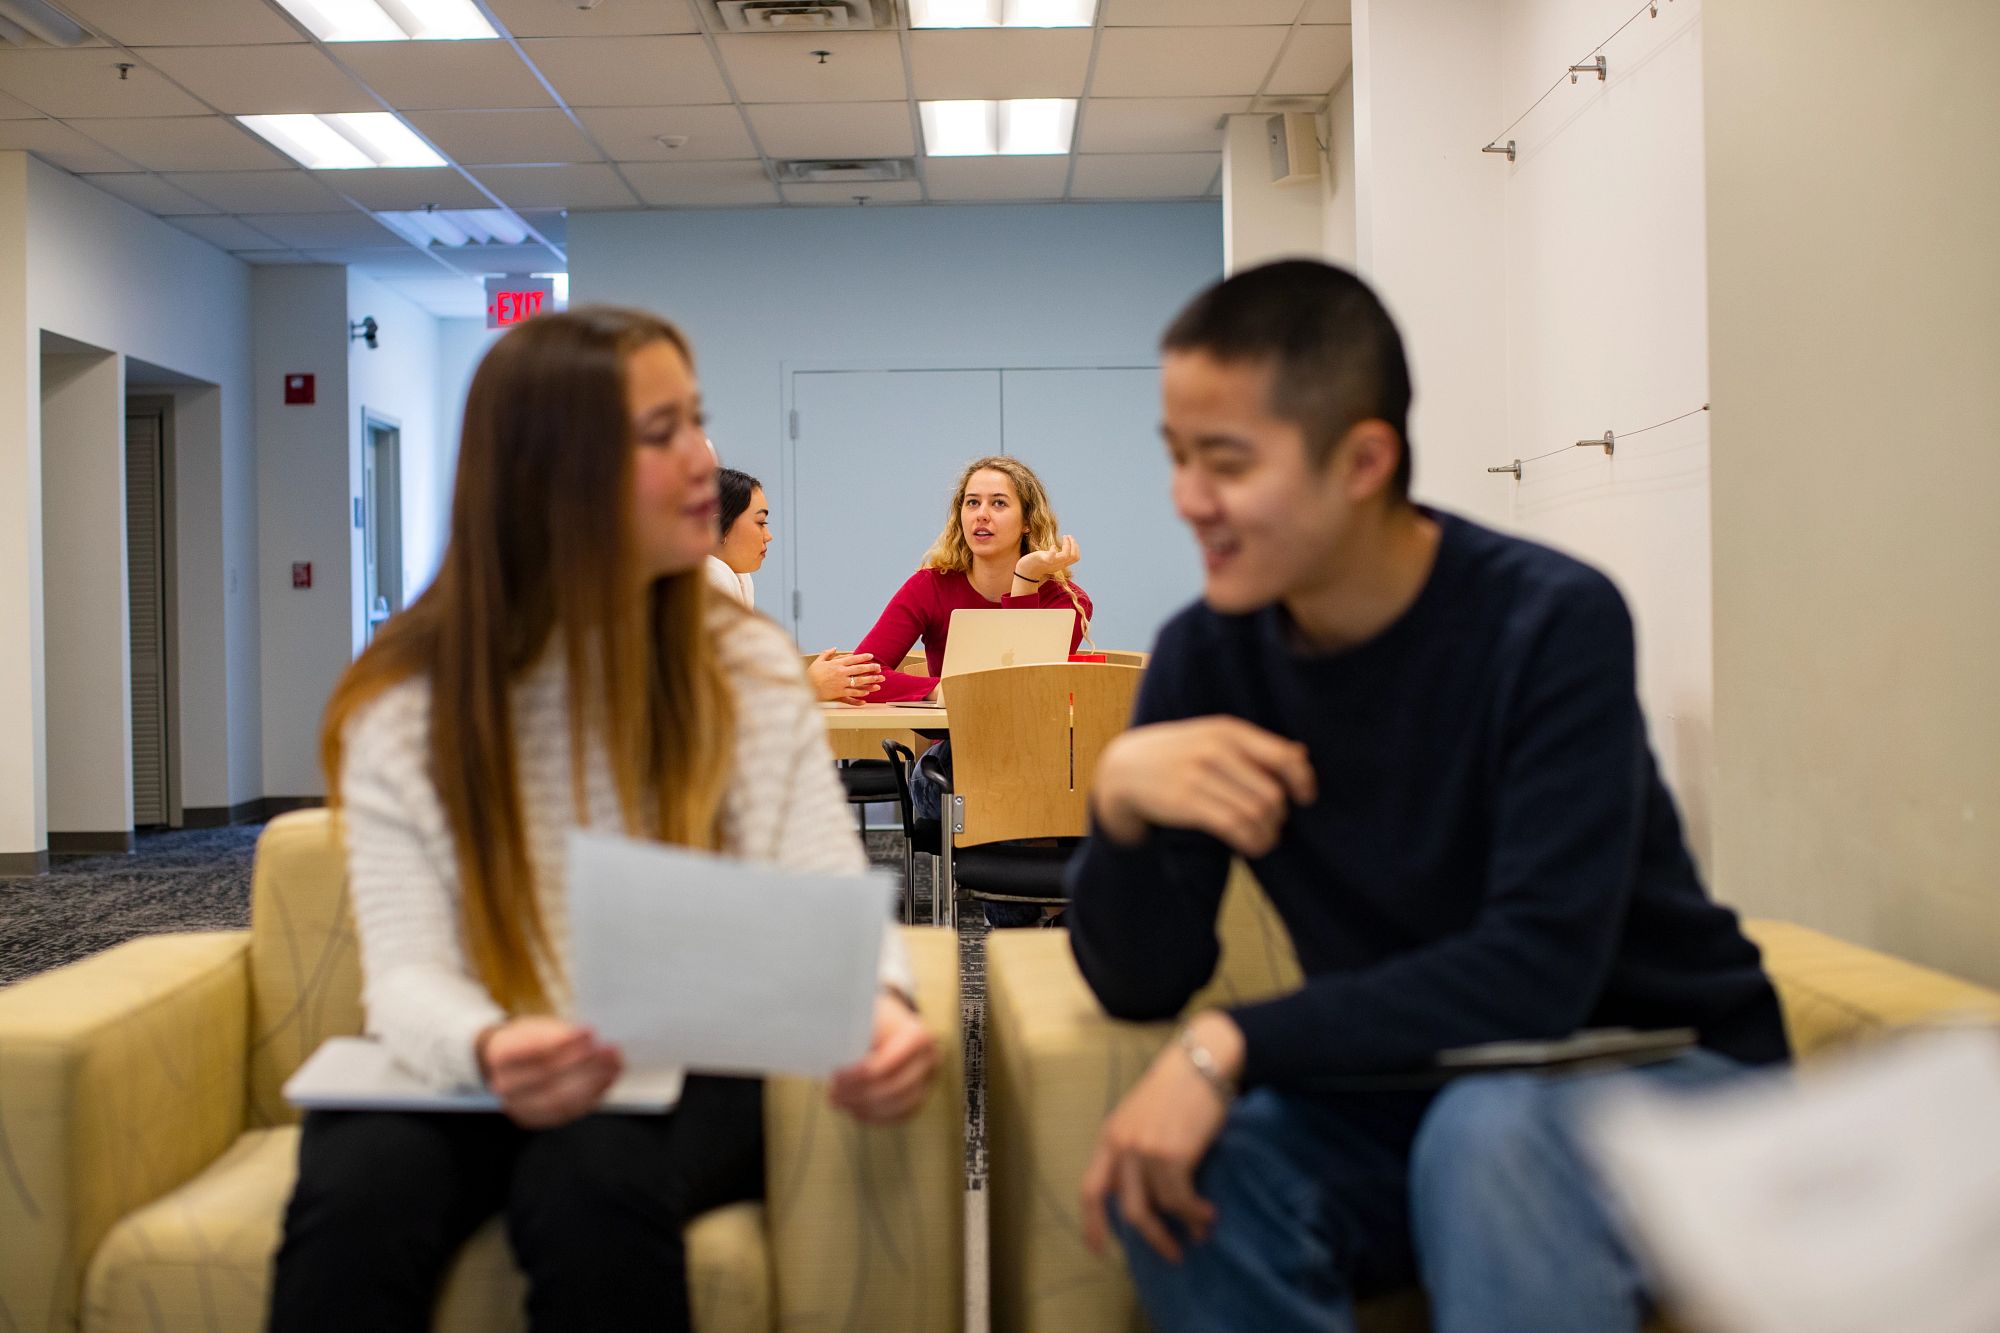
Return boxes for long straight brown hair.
[322,307,736,1014]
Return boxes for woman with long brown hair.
[270,308,938,1332]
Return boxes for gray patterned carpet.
[0,823,992,1185]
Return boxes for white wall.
[1221,113,1325,275]
[1350,0,1509,524]
[39,346,131,835]
[1490,0,1716,864]
[431,317,501,586]
[0,152,261,857]
[1319,74,1358,267]
[1706,0,2000,982]
[347,271,446,613]
[570,201,1222,628]
[254,266,349,799]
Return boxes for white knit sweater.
[338,606,909,1099]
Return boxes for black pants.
[269,1075,763,1333]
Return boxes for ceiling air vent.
[713,0,883,32]
[777,158,912,184]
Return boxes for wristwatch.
[1177,1025,1239,1103]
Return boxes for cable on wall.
[1481,0,1682,162]
[1488,403,1709,481]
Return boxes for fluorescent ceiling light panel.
[919,99,1075,155]
[378,208,530,247]
[239,113,447,169]
[907,0,1093,26]
[274,0,496,41]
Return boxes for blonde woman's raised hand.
[1016,534,1081,583]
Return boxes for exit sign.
[486,276,556,329]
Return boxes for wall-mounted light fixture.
[349,316,379,348]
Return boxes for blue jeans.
[1111,1050,1751,1333]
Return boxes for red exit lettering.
[489,289,546,326]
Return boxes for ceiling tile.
[909,28,1091,100]
[138,44,375,115]
[161,213,286,250]
[517,35,728,107]
[324,167,495,210]
[486,0,699,37]
[347,242,559,275]
[573,105,756,161]
[620,160,778,207]
[1103,0,1306,21]
[1266,25,1350,96]
[311,247,469,275]
[1304,0,1352,20]
[713,33,906,104]
[0,121,133,172]
[517,208,567,244]
[77,116,290,171]
[469,164,641,208]
[0,90,39,118]
[160,169,348,212]
[746,102,913,159]
[1077,96,1244,154]
[232,250,317,264]
[239,211,407,248]
[336,41,552,111]
[405,109,601,165]
[921,156,1069,201]
[781,179,923,205]
[1089,27,1288,98]
[79,171,218,214]
[54,0,306,46]
[1070,151,1219,198]
[0,51,207,118]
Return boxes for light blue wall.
[570,201,1222,511]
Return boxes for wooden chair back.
[1097,650,1148,668]
[945,663,1143,848]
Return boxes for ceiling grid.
[0,0,1351,315]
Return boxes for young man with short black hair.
[1067,260,1787,1332]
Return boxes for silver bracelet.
[1177,1025,1239,1103]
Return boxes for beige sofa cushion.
[83,1126,771,1333]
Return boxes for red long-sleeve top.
[852,568,1094,702]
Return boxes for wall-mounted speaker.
[1267,112,1322,187]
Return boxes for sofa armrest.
[1746,919,2000,1058]
[0,931,250,1333]
[764,925,965,1331]
[985,930,1169,1333]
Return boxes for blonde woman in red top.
[854,454,1093,703]
[855,455,1093,927]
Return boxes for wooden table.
[819,702,948,760]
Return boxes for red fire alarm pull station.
[292,562,312,589]
[284,373,315,405]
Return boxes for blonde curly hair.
[921,455,1090,644]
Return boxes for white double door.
[785,365,1200,658]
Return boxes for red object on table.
[1068,653,1107,663]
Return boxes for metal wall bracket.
[1482,140,1517,163]
[1570,55,1607,83]
[1488,460,1523,479]
[1574,429,1615,457]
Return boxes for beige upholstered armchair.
[984,863,2000,1333]
[0,809,965,1333]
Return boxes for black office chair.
[880,739,941,924]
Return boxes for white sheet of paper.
[284,1036,682,1113]
[565,830,889,1078]
[1586,1027,2000,1333]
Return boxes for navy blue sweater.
[1067,511,1788,1090]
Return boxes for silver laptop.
[939,607,1075,679]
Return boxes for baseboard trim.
[0,850,51,877]
[49,830,136,856]
[182,796,325,828]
